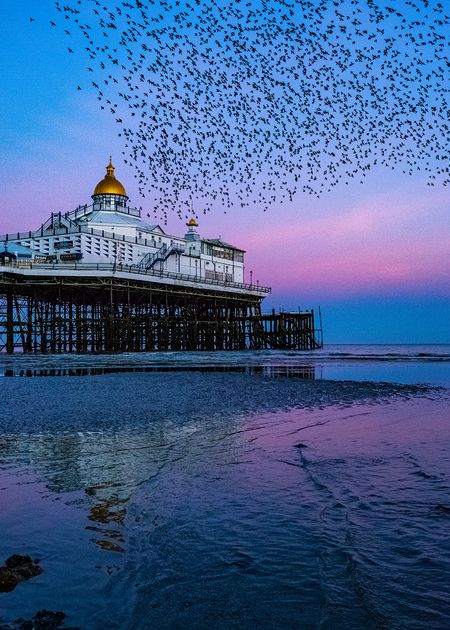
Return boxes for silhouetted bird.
[36,0,450,220]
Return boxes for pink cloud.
[241,188,450,297]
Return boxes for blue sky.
[0,1,449,343]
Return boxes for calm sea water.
[0,345,449,629]
[0,344,449,385]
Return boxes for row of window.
[18,236,81,253]
[201,244,244,263]
[12,235,244,269]
[204,271,234,282]
[84,236,134,262]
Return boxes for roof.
[93,159,127,197]
[82,211,146,226]
[77,210,163,232]
[203,238,245,253]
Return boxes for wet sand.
[0,363,449,629]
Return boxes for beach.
[0,346,449,629]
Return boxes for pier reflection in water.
[1,364,317,379]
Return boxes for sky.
[0,1,449,343]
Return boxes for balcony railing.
[64,203,141,220]
[0,225,188,255]
[0,260,271,294]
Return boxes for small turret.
[92,157,128,210]
[185,218,200,241]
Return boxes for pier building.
[0,160,322,353]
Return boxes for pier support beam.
[6,290,14,354]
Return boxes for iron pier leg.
[6,290,14,354]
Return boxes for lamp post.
[250,270,253,286]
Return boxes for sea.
[0,345,449,629]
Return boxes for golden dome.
[93,158,127,197]
[187,218,198,227]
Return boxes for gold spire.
[106,156,114,177]
[93,158,127,197]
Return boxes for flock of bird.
[36,1,450,219]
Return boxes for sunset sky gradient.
[0,2,448,342]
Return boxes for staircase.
[138,243,185,270]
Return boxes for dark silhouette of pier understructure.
[0,272,322,354]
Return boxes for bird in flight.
[39,0,450,221]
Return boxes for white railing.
[0,225,150,246]
[0,226,190,257]
[63,203,141,221]
[0,260,271,294]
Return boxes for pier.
[0,161,323,354]
[0,263,322,354]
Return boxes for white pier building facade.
[0,160,321,354]
[0,159,248,288]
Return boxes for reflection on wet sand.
[0,367,448,629]
[2,364,317,379]
[86,484,128,553]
